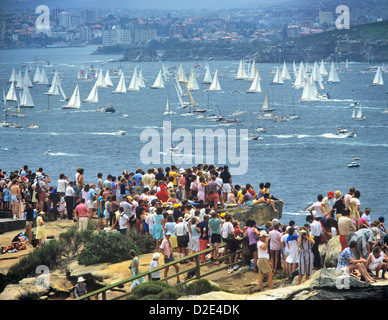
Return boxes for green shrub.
[18,291,41,300]
[128,231,155,254]
[128,281,181,300]
[77,231,138,266]
[183,279,219,296]
[59,226,93,258]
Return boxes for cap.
[328,191,334,198]
[220,212,226,218]
[379,216,385,222]
[365,207,371,212]
[165,231,172,236]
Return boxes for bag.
[227,232,235,242]
[35,182,42,195]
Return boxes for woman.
[297,228,315,284]
[36,211,47,247]
[285,227,299,274]
[164,215,177,249]
[129,249,146,291]
[197,176,207,203]
[152,207,164,251]
[246,219,260,272]
[226,189,238,208]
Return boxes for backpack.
[35,181,42,195]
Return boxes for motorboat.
[351,156,360,160]
[347,161,360,168]
[0,121,12,127]
[337,128,356,138]
[231,108,246,116]
[114,130,126,135]
[105,104,116,113]
[255,126,267,133]
[27,124,40,129]
[1,147,8,151]
[12,123,23,128]
[45,150,52,155]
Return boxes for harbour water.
[1,46,387,226]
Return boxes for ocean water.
[1,46,387,226]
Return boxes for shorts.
[257,258,272,275]
[208,192,219,202]
[26,220,33,226]
[211,233,222,244]
[87,200,94,209]
[104,210,110,219]
[177,235,189,247]
[222,183,231,193]
[249,243,258,254]
[11,195,19,202]
[164,255,175,264]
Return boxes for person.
[196,214,210,263]
[221,214,235,264]
[129,249,146,291]
[175,216,190,263]
[330,194,346,220]
[285,227,299,274]
[280,225,290,274]
[120,197,136,232]
[297,228,315,284]
[10,179,23,220]
[207,176,220,211]
[159,231,180,283]
[24,200,34,245]
[337,240,376,284]
[268,223,282,274]
[338,208,357,251]
[252,193,278,213]
[150,252,161,281]
[309,194,327,220]
[36,211,46,247]
[74,277,88,298]
[257,230,273,291]
[74,198,89,232]
[348,225,375,260]
[152,207,164,251]
[344,187,355,209]
[361,207,372,228]
[87,183,96,220]
[208,212,224,264]
[220,165,232,203]
[58,194,66,219]
[65,181,75,220]
[306,215,322,269]
[366,246,387,279]
[118,207,129,235]
[322,191,334,215]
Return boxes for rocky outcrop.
[225,201,283,227]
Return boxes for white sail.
[45,71,67,100]
[151,70,165,89]
[33,66,41,83]
[113,72,127,93]
[163,94,175,115]
[206,70,221,91]
[178,65,187,83]
[15,70,23,88]
[247,60,257,81]
[292,61,297,76]
[352,103,366,120]
[235,60,248,80]
[23,69,33,88]
[6,82,17,101]
[300,76,319,102]
[39,68,49,85]
[175,83,186,108]
[202,63,212,84]
[281,61,291,80]
[328,62,340,83]
[293,62,305,88]
[128,67,140,91]
[96,69,107,88]
[319,60,328,76]
[371,66,384,86]
[9,67,16,83]
[20,86,35,107]
[63,84,81,109]
[162,64,169,82]
[187,68,199,91]
[138,69,146,87]
[272,66,284,84]
[246,70,261,93]
[84,81,98,103]
[104,70,113,87]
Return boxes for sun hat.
[259,230,268,237]
[153,252,160,260]
[77,276,86,282]
[38,211,45,215]
[184,213,191,221]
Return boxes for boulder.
[322,236,342,268]
[225,201,283,227]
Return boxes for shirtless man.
[10,179,22,220]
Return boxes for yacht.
[347,161,360,168]
[337,128,356,138]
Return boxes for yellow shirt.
[169,171,178,185]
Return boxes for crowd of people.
[1,165,387,291]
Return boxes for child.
[58,195,66,219]
[3,185,10,211]
[150,252,161,281]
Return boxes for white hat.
[153,252,160,260]
[77,276,86,282]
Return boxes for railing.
[75,241,245,300]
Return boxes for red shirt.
[156,190,169,203]
[75,203,89,217]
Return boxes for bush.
[183,279,219,296]
[59,226,93,258]
[77,231,138,266]
[128,231,155,254]
[128,281,182,300]
[18,291,41,300]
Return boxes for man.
[306,215,322,269]
[120,197,136,232]
[361,207,372,228]
[10,179,22,220]
[96,172,103,195]
[257,230,273,291]
[309,194,327,221]
[74,198,89,231]
[35,175,48,213]
[159,231,180,283]
[174,217,189,262]
[338,208,357,252]
[337,240,376,284]
[208,212,224,264]
[330,195,346,220]
[220,165,232,203]
[344,187,355,209]
[196,214,210,263]
[118,206,129,235]
[348,225,375,260]
[322,191,334,215]
[133,169,144,195]
[65,181,76,220]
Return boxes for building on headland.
[102,25,132,46]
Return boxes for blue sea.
[1,46,387,226]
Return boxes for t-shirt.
[160,238,173,257]
[133,173,143,186]
[257,240,269,259]
[322,196,331,213]
[169,171,179,185]
[338,216,356,236]
[243,192,253,203]
[332,198,345,216]
[57,179,67,193]
[221,221,234,239]
[361,213,372,225]
[268,229,282,251]
[75,203,88,217]
[208,218,223,235]
[197,221,209,240]
[312,201,324,218]
[220,170,231,184]
[119,213,129,229]
[310,220,322,237]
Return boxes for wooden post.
[195,254,201,279]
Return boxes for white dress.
[286,238,299,264]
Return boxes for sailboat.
[293,62,305,88]
[328,62,340,83]
[274,97,288,122]
[151,70,165,89]
[104,70,113,87]
[5,82,17,102]
[162,93,175,115]
[95,69,107,88]
[352,103,366,120]
[23,69,33,88]
[281,61,291,80]
[19,85,35,108]
[138,69,146,88]
[288,97,300,120]
[271,66,284,84]
[187,68,199,91]
[8,67,17,83]
[44,70,67,110]
[202,63,212,84]
[370,66,384,86]
[319,60,328,76]
[235,60,248,80]
[246,70,261,93]
[128,67,140,91]
[62,84,81,110]
[37,68,49,85]
[300,76,319,102]
[83,81,99,103]
[33,66,41,83]
[248,112,262,140]
[177,64,187,83]
[112,72,127,94]
[257,91,275,120]
[205,70,221,91]
[247,60,258,81]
